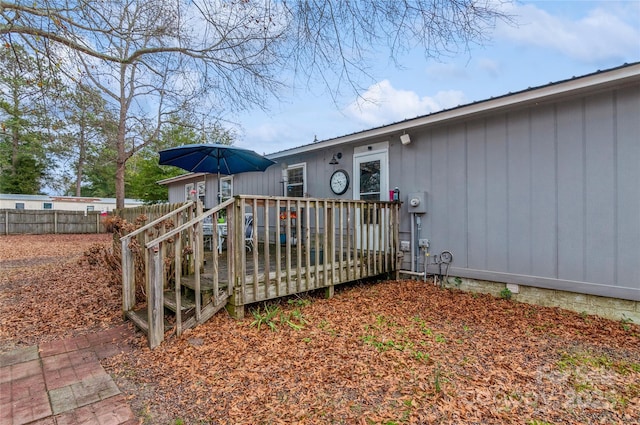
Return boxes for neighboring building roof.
[266,61,640,159]
[0,193,144,205]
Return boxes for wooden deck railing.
[230,196,401,312]
[121,196,401,348]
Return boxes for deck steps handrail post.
[120,201,195,318]
[121,236,135,315]
[148,244,164,349]
[194,200,203,322]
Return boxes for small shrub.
[250,305,281,331]
[500,287,513,300]
[620,315,634,332]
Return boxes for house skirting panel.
[439,275,639,323]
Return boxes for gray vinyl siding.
[466,119,487,270]
[394,85,639,300]
[484,115,509,272]
[164,76,639,301]
[616,86,640,288]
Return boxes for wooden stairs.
[126,275,229,337]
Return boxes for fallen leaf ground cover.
[1,234,639,424]
[0,234,122,349]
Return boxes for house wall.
[167,176,214,207]
[393,83,639,302]
[164,79,639,303]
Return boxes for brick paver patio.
[0,324,137,425]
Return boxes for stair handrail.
[120,201,195,242]
[145,197,235,249]
[120,200,197,337]
[143,197,234,348]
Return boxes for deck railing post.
[194,216,202,322]
[325,201,335,298]
[263,199,271,299]
[393,202,401,280]
[148,244,164,348]
[121,236,135,315]
[275,199,282,294]
[304,199,311,291]
[196,200,204,270]
[236,200,245,319]
[174,231,183,336]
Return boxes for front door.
[354,147,388,250]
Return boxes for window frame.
[185,183,195,201]
[285,163,306,197]
[197,181,206,204]
[220,176,233,202]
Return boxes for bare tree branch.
[1,0,511,206]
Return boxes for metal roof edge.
[266,62,640,159]
[156,172,208,185]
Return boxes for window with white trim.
[220,176,233,202]
[15,203,24,210]
[286,163,306,197]
[43,202,53,209]
[185,183,195,201]
[197,181,206,204]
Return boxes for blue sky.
[231,0,640,155]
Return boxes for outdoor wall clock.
[330,169,349,195]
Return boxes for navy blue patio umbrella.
[158,143,276,204]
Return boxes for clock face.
[330,169,349,195]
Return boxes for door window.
[354,148,388,202]
[354,148,388,247]
[286,163,306,197]
[359,160,381,201]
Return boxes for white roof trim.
[267,63,640,159]
[156,172,208,186]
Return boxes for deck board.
[190,243,385,304]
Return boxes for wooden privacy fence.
[121,195,401,348]
[114,202,187,224]
[0,209,105,235]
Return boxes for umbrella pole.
[217,171,221,206]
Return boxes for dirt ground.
[1,234,638,425]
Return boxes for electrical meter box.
[407,192,427,214]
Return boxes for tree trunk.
[11,85,19,178]
[115,97,128,209]
[75,122,86,197]
[115,158,126,209]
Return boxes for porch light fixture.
[329,152,342,165]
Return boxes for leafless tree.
[1,0,509,207]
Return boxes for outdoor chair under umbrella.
[158,143,276,205]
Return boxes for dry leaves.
[0,234,121,349]
[1,234,638,424]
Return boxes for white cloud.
[477,58,501,77]
[496,2,640,62]
[425,63,469,81]
[343,80,466,127]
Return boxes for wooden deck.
[120,196,400,348]
[193,244,381,301]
